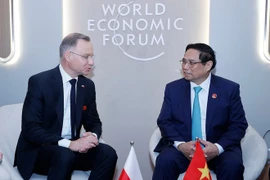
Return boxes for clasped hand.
[69,132,99,153]
[177,139,219,161]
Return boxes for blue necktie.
[192,86,202,141]
[69,79,77,139]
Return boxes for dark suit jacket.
[154,74,248,156]
[14,66,102,180]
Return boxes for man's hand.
[69,133,99,153]
[199,139,219,161]
[177,141,196,160]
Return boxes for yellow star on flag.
[198,162,211,180]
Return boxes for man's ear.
[206,61,213,71]
[64,51,71,62]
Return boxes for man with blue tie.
[14,33,117,180]
[152,43,248,180]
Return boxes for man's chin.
[83,69,91,75]
[83,70,95,78]
[183,75,192,81]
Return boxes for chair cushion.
[0,165,11,180]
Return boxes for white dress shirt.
[174,74,224,155]
[58,64,78,148]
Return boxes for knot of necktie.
[69,79,77,86]
[194,86,202,94]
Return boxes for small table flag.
[119,142,143,180]
[183,141,212,180]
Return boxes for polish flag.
[119,145,143,180]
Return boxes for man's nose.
[182,62,189,69]
[88,58,94,66]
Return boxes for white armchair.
[149,125,268,180]
[0,160,10,180]
[0,103,105,180]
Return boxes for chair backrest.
[263,129,270,164]
[149,125,268,180]
[0,103,23,165]
[241,125,268,180]
[0,103,94,180]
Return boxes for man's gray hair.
[59,33,90,58]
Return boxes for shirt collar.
[59,64,78,83]
[190,73,211,91]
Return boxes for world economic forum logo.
[88,1,183,61]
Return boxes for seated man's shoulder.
[29,67,58,81]
[167,78,186,87]
[214,75,239,88]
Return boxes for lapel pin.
[81,85,85,88]
[83,106,87,110]
[212,93,217,99]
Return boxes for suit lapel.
[50,67,64,127]
[206,75,220,135]
[180,80,192,138]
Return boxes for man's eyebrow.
[84,53,94,56]
[182,58,197,61]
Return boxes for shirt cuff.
[174,141,185,150]
[58,139,71,148]
[214,143,224,155]
[91,132,97,138]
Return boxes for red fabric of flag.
[118,146,143,180]
[119,169,130,180]
[183,141,212,180]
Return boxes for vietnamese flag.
[119,145,143,180]
[183,141,212,180]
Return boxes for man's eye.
[182,60,187,64]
